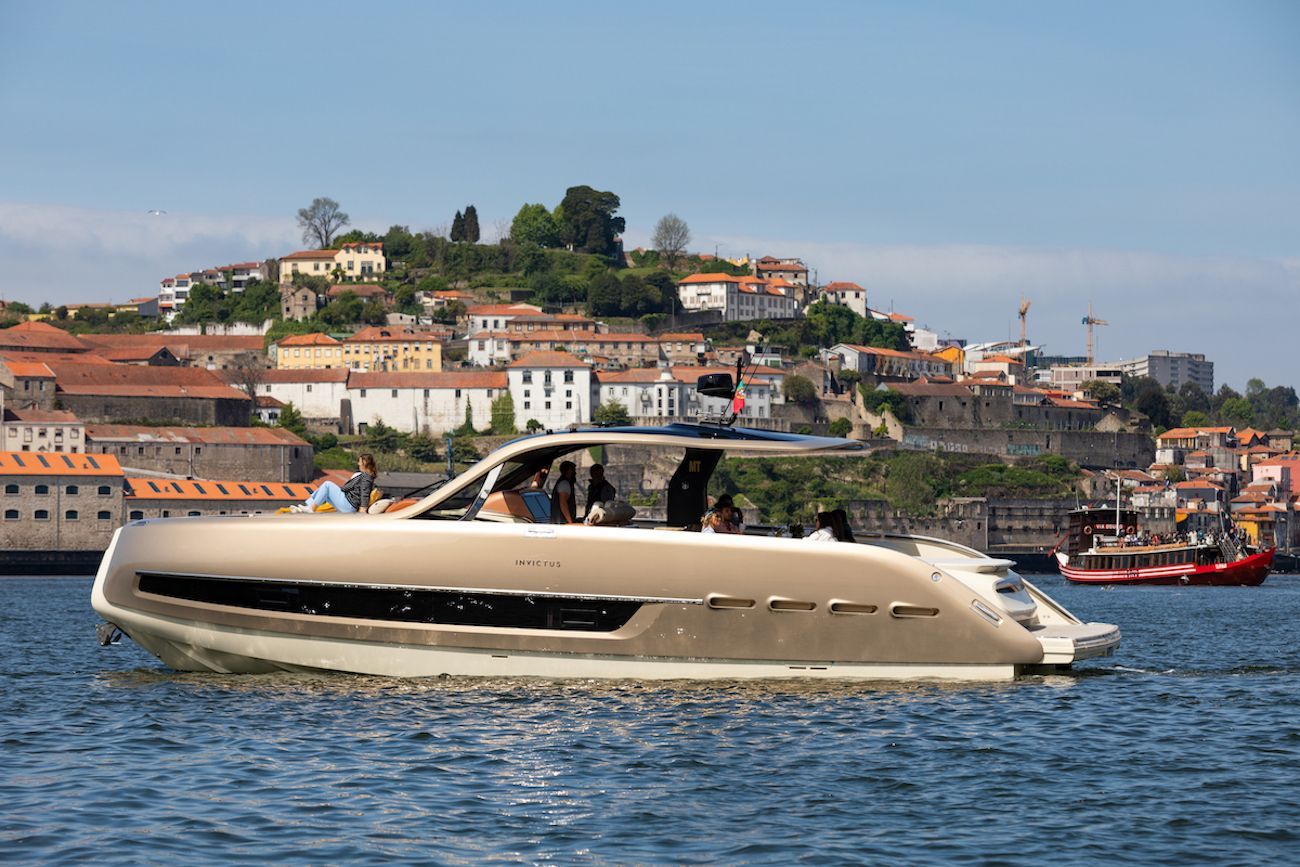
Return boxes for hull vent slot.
[829,601,877,615]
[890,604,939,618]
[769,598,816,612]
[707,595,755,610]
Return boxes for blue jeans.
[305,481,356,513]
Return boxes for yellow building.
[933,344,965,370]
[276,332,345,369]
[344,326,442,372]
[279,242,386,286]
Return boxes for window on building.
[523,401,531,410]
[564,370,574,383]
[4,484,17,495]
[129,510,144,520]
[35,509,49,521]
[523,372,532,384]
[566,401,572,410]
[545,401,551,410]
[187,511,202,517]
[35,484,49,495]
[65,510,78,520]
[66,484,79,495]
[391,389,398,398]
[306,384,313,393]
[455,389,462,398]
[3,508,16,520]
[360,389,367,398]
[97,510,111,520]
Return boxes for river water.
[3,575,1298,865]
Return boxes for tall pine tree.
[463,205,480,243]
[450,209,465,242]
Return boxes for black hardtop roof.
[507,422,859,448]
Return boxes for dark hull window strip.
[138,573,642,632]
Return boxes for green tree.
[783,374,818,408]
[463,205,481,244]
[1181,410,1212,428]
[1220,397,1255,427]
[405,433,440,462]
[594,401,632,425]
[297,197,350,248]
[318,291,363,326]
[557,185,625,256]
[450,210,465,242]
[394,285,422,316]
[360,300,388,325]
[525,418,543,433]
[1082,379,1121,404]
[510,204,561,248]
[455,399,476,435]
[489,392,517,434]
[277,402,307,437]
[828,417,853,438]
[365,418,402,452]
[384,225,415,261]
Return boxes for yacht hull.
[93,516,1118,682]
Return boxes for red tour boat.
[1054,506,1273,586]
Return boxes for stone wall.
[87,439,315,483]
[0,475,123,550]
[898,427,1155,469]
[59,394,250,426]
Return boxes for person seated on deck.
[550,460,579,524]
[806,512,836,542]
[527,467,549,491]
[292,454,378,514]
[830,508,856,543]
[701,495,742,535]
[584,463,617,520]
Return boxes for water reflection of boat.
[93,387,1119,681]
[1054,506,1272,586]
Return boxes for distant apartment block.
[2,409,85,453]
[1115,351,1214,395]
[1042,365,1123,393]
[828,344,954,380]
[278,243,386,286]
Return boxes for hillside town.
[2,199,1297,570]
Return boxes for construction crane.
[1082,302,1108,366]
[1018,297,1031,347]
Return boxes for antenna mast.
[1018,297,1031,348]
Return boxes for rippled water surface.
[3,576,1300,865]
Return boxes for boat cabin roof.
[398,423,863,522]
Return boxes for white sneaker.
[290,504,310,513]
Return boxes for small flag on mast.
[732,379,746,414]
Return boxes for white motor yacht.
[92,388,1119,681]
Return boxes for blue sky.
[1,0,1296,388]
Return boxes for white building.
[507,352,594,432]
[676,274,797,322]
[2,408,85,453]
[259,369,350,422]
[595,366,775,423]
[348,371,506,435]
[820,282,868,318]
[1043,365,1124,393]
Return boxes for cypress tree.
[450,210,465,242]
[464,205,480,243]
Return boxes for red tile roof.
[657,332,706,342]
[0,321,91,352]
[513,330,656,344]
[754,262,807,272]
[0,450,123,477]
[823,281,864,292]
[280,249,338,260]
[2,360,56,378]
[467,303,544,316]
[44,362,251,401]
[507,351,589,369]
[3,408,80,423]
[125,477,317,501]
[677,273,741,285]
[327,284,388,299]
[277,332,340,346]
[78,333,265,352]
[346,326,443,344]
[348,370,507,389]
[86,425,307,445]
[339,242,383,250]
